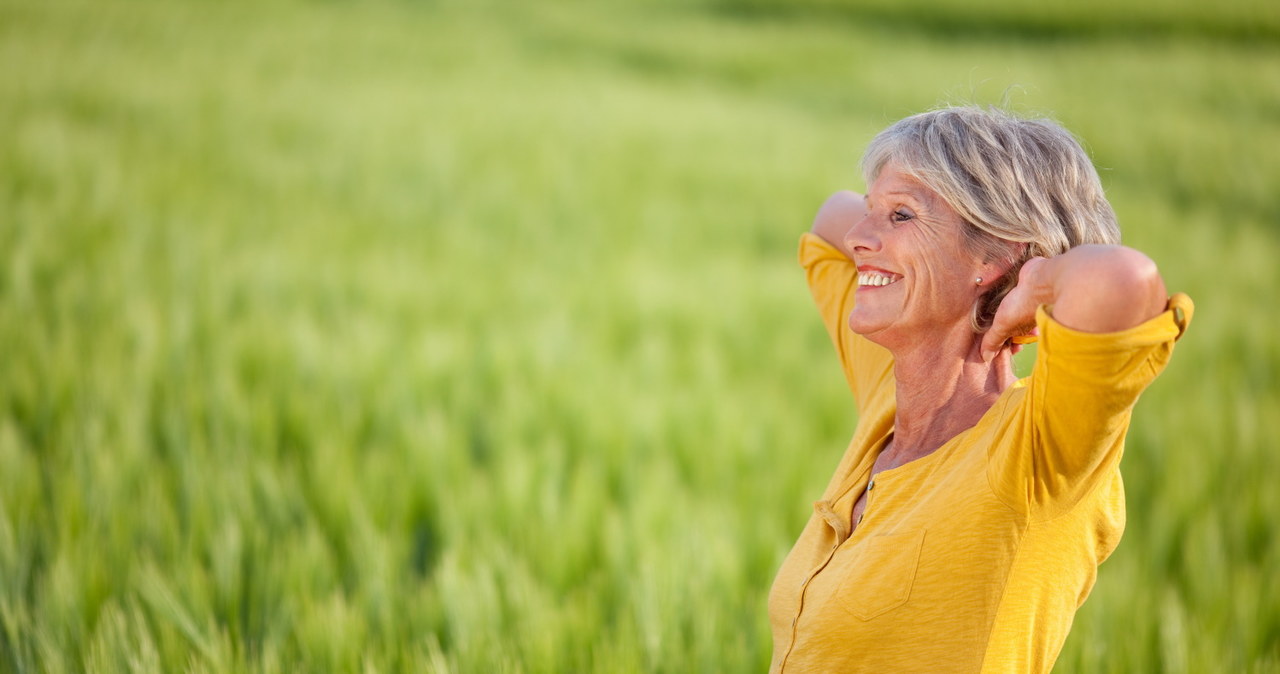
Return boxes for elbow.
[1111,247,1167,311]
[811,190,865,248]
[1090,246,1169,324]
[1054,245,1169,332]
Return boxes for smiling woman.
[768,106,1193,673]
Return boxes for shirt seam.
[986,390,1036,518]
[976,516,1031,673]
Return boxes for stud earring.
[975,277,983,286]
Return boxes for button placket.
[858,477,876,525]
[786,498,859,669]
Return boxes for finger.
[983,311,1034,361]
[981,327,1008,362]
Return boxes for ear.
[980,241,1028,284]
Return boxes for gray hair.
[861,105,1121,332]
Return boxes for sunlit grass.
[0,0,1277,670]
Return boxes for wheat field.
[1,0,1277,670]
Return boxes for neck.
[886,329,1018,460]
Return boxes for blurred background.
[1,0,1277,671]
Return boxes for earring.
[975,277,983,286]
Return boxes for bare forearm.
[982,244,1169,360]
[1024,245,1167,333]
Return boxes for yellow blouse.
[769,234,1193,673]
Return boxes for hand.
[981,257,1049,362]
[981,245,1168,362]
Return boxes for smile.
[857,271,901,287]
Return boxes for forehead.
[867,165,942,207]
[870,168,952,213]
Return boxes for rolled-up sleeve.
[991,293,1193,517]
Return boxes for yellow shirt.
[769,234,1193,673]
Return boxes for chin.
[847,312,888,339]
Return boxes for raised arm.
[801,189,895,409]
[811,190,867,255]
[981,245,1169,361]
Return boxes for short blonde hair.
[861,105,1121,331]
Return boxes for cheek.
[907,237,977,309]
[906,235,955,289]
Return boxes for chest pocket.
[837,529,926,621]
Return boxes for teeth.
[858,272,900,287]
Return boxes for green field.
[1,0,1278,671]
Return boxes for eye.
[891,208,914,224]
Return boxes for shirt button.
[867,479,875,491]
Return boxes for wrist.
[1019,256,1058,308]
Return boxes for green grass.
[1,0,1277,671]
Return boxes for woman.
[768,106,1192,673]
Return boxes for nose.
[843,210,879,256]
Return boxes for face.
[844,165,990,348]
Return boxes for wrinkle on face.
[849,168,986,347]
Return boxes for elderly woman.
[768,106,1193,673]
